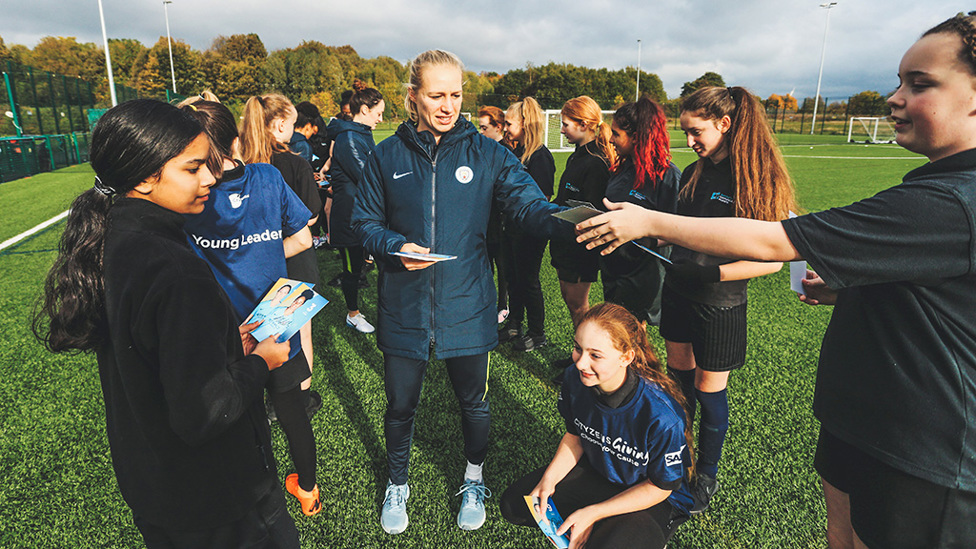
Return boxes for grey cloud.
[2,0,971,99]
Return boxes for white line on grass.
[0,210,69,252]
[781,155,922,160]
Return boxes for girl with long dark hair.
[33,99,297,547]
[327,82,385,334]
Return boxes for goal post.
[543,109,615,152]
[847,117,896,144]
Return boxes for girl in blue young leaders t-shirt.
[501,303,693,549]
[179,98,322,518]
[576,14,976,549]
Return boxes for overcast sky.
[3,1,971,100]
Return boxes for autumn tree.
[108,39,148,85]
[198,34,267,102]
[680,71,725,97]
[0,36,10,64]
[135,37,202,99]
[847,90,887,116]
[30,36,103,83]
[765,94,783,109]
[213,33,267,65]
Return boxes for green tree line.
[0,34,667,118]
[1,33,890,122]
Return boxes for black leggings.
[270,386,317,492]
[383,352,490,485]
[506,232,547,335]
[500,458,681,549]
[487,227,509,311]
[338,245,365,311]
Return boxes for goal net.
[847,117,896,144]
[544,109,615,152]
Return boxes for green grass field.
[0,140,926,548]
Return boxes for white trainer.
[381,481,410,535]
[346,313,376,334]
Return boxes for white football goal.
[847,117,896,144]
[544,109,615,152]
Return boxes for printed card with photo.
[245,278,328,343]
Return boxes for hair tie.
[187,104,198,111]
[727,87,735,96]
[93,176,116,196]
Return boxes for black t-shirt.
[271,151,321,284]
[782,148,976,490]
[554,140,611,207]
[600,158,680,278]
[668,158,748,307]
[551,140,612,270]
[271,150,323,215]
[513,144,555,199]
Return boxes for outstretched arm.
[577,199,801,262]
[720,260,783,281]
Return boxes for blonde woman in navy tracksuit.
[353,49,570,535]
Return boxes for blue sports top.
[558,365,693,515]
[184,162,311,358]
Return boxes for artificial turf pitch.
[0,135,925,548]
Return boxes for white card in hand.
[552,205,602,224]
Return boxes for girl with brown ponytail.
[655,86,796,514]
[240,93,323,423]
[500,302,693,549]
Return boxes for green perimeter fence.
[0,60,139,183]
[0,132,91,183]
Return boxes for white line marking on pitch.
[0,210,69,252]
[781,155,922,160]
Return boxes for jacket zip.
[429,149,438,347]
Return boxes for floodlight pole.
[97,0,118,106]
[811,2,837,134]
[636,40,642,101]
[164,0,177,94]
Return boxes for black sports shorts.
[659,286,746,372]
[550,239,599,283]
[815,428,976,548]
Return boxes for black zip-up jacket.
[99,198,275,530]
[328,117,376,247]
[353,119,571,359]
